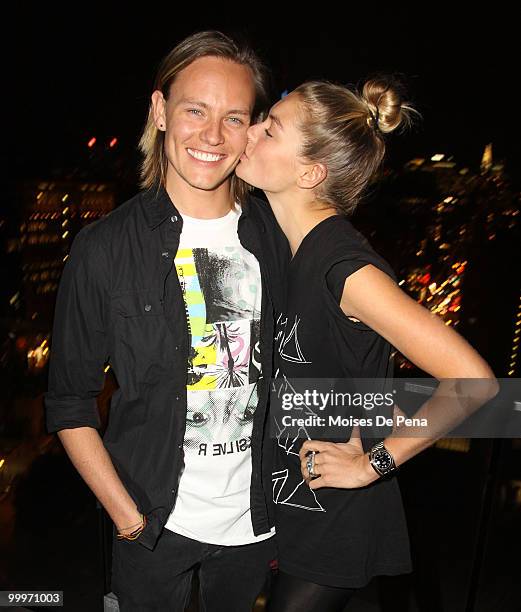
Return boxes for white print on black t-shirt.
[272,372,326,513]
[275,313,312,365]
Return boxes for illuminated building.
[508,294,521,377]
[381,152,520,376]
[481,143,493,174]
[7,180,115,368]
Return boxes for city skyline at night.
[14,5,519,188]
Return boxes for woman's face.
[236,92,304,194]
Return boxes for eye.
[264,128,273,138]
[186,411,211,427]
[187,109,203,116]
[227,117,244,125]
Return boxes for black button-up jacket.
[44,184,290,550]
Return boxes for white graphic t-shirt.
[164,203,276,545]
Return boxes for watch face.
[373,449,393,471]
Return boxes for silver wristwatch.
[369,441,397,477]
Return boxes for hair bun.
[361,76,418,135]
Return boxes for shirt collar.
[140,183,180,230]
[140,182,251,230]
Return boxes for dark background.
[14,3,519,186]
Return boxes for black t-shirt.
[271,214,413,588]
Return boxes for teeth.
[187,148,225,162]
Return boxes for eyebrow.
[179,98,251,116]
[269,113,284,130]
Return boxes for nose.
[246,122,261,144]
[200,117,225,146]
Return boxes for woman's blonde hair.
[138,31,269,203]
[294,76,421,216]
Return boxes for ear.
[297,162,327,190]
[151,90,167,131]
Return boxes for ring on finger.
[306,452,316,478]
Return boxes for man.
[44,31,289,611]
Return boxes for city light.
[508,295,521,376]
[435,439,470,453]
[25,337,52,371]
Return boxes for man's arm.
[57,427,142,533]
[44,227,142,534]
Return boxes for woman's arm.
[338,264,496,379]
[300,264,499,489]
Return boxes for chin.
[235,165,246,181]
[236,168,257,189]
[189,170,235,191]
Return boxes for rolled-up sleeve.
[44,225,110,433]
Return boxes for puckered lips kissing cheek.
[239,140,256,162]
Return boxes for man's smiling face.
[152,56,256,194]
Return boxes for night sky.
[15,4,519,184]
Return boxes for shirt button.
[174,345,179,351]
[144,304,152,312]
[170,215,178,223]
[175,395,180,401]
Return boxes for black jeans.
[111,527,277,611]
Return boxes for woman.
[236,78,498,611]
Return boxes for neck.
[165,173,235,219]
[264,189,337,258]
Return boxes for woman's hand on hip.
[299,426,379,490]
